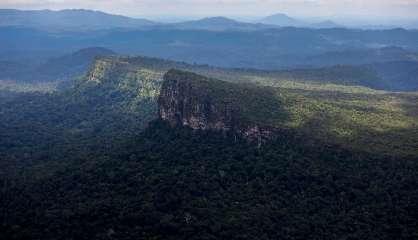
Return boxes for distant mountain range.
[0,9,342,31]
[5,8,418,33]
[1,8,418,91]
[175,14,342,30]
[304,46,418,66]
[1,25,418,71]
[0,9,156,30]
[167,17,276,31]
[258,13,340,28]
[3,9,418,33]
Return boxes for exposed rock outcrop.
[158,69,280,145]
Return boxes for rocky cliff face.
[158,69,278,145]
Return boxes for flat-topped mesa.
[158,69,285,145]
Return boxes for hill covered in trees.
[2,24,418,71]
[47,56,418,156]
[0,47,115,85]
[0,9,156,31]
[67,55,418,156]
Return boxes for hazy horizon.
[2,9,418,29]
[1,0,418,23]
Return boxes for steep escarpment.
[74,56,418,156]
[158,69,286,144]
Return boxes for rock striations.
[158,69,284,145]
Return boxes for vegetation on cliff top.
[3,54,417,158]
[161,68,418,156]
[51,55,417,157]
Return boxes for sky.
[1,0,418,21]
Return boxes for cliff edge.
[158,69,285,145]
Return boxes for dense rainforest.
[1,116,418,239]
[1,62,418,239]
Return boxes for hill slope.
[0,47,115,88]
[0,9,156,30]
[258,13,341,28]
[259,13,304,26]
[171,17,275,31]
